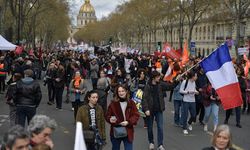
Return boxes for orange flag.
[181,40,189,66]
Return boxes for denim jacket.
[172,82,183,101]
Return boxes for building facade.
[142,10,250,57]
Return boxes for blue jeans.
[111,136,133,150]
[203,103,219,126]
[146,111,163,146]
[182,102,196,130]
[174,100,183,125]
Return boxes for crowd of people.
[0,48,249,150]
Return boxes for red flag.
[15,46,23,55]
[162,43,181,60]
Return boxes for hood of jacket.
[21,77,34,84]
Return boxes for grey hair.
[27,115,57,136]
[1,125,29,150]
[212,124,232,148]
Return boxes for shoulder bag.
[113,126,127,138]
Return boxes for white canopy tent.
[0,35,16,51]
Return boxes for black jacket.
[13,77,42,107]
[142,80,177,112]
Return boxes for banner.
[132,89,146,117]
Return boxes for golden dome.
[79,0,95,13]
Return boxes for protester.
[69,71,87,119]
[13,69,42,127]
[0,125,29,150]
[53,62,65,110]
[202,82,220,132]
[180,71,199,135]
[5,73,22,126]
[110,68,127,93]
[195,68,207,125]
[96,70,110,114]
[130,68,148,128]
[142,71,178,150]
[45,63,56,105]
[90,59,99,89]
[202,125,236,150]
[172,75,184,127]
[76,90,106,149]
[27,115,57,149]
[106,84,140,150]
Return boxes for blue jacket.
[172,82,183,101]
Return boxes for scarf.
[74,76,82,88]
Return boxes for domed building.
[67,0,97,44]
[77,0,97,28]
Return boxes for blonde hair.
[212,125,232,149]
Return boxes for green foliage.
[0,0,70,49]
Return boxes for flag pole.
[177,43,226,78]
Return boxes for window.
[208,26,210,40]
[199,27,202,40]
[212,25,215,40]
[203,26,206,40]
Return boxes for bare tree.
[224,0,250,57]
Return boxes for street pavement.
[0,79,249,150]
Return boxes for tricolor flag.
[200,44,243,110]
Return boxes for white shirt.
[120,101,127,120]
[179,79,197,103]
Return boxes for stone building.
[142,9,250,57]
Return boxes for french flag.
[200,44,243,110]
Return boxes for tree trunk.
[149,31,152,54]
[235,17,240,58]
[170,28,173,47]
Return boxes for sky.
[68,0,129,25]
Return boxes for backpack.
[180,80,189,96]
